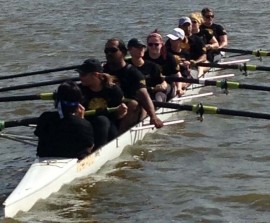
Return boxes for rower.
[165,27,192,89]
[126,38,168,102]
[103,38,163,133]
[76,58,127,149]
[189,12,219,62]
[200,7,228,62]
[34,81,94,159]
[178,16,208,78]
[143,30,185,97]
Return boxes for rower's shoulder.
[39,111,59,120]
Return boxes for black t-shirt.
[34,112,94,158]
[200,23,227,44]
[179,35,206,60]
[143,51,179,76]
[126,59,163,87]
[194,29,214,45]
[79,84,123,119]
[103,63,146,99]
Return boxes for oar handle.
[0,107,119,131]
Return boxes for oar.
[0,107,118,131]
[0,93,55,102]
[165,77,270,92]
[0,65,81,81]
[0,77,79,92]
[153,101,270,120]
[219,48,270,57]
[196,62,270,72]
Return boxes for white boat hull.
[3,67,228,218]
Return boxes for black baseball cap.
[76,59,103,74]
[127,38,146,48]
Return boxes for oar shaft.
[0,93,54,102]
[0,77,79,92]
[220,48,270,57]
[196,62,270,72]
[165,77,270,92]
[1,117,39,129]
[0,65,80,81]
[215,107,270,119]
[153,101,270,120]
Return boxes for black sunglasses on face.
[147,43,160,47]
[204,14,214,19]
[104,47,119,54]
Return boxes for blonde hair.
[189,12,203,25]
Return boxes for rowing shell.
[2,59,248,218]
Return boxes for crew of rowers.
[35,8,228,159]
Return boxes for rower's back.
[34,81,94,159]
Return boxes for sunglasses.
[104,47,119,54]
[147,43,160,47]
[204,14,214,19]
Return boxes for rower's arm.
[219,34,228,49]
[135,88,163,128]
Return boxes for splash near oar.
[164,77,270,92]
[153,101,270,120]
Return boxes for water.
[1,0,270,222]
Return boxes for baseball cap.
[76,59,103,74]
[178,17,192,26]
[166,28,185,40]
[127,38,146,48]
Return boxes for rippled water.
[1,0,270,222]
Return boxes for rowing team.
[34,7,228,159]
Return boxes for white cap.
[178,16,192,26]
[166,28,185,40]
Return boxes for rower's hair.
[146,29,163,43]
[201,7,213,16]
[106,38,127,56]
[56,81,82,103]
[190,12,203,24]
[99,73,116,87]
[55,81,82,115]
[146,29,167,60]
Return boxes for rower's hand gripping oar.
[153,101,270,121]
